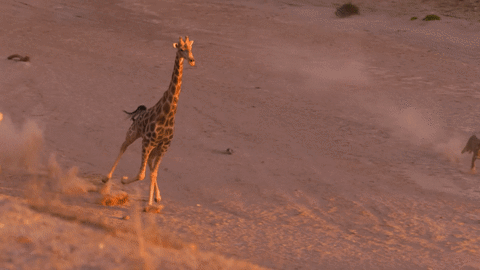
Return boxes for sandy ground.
[1,0,480,269]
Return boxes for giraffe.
[103,36,195,208]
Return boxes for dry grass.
[99,181,130,206]
[100,192,130,206]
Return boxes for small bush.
[100,192,130,206]
[410,17,418,20]
[335,3,360,18]
[423,14,441,21]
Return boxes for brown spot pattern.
[163,103,170,114]
[158,115,166,125]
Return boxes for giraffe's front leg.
[103,133,138,183]
[122,140,155,185]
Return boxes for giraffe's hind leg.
[153,155,163,203]
[148,146,164,201]
[122,139,155,185]
[148,153,164,205]
[103,129,140,183]
[146,152,162,203]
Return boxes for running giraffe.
[103,36,195,209]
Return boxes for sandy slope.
[1,0,480,269]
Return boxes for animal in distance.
[461,135,480,172]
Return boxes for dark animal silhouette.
[461,135,480,171]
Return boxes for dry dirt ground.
[1,0,480,269]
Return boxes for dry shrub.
[100,192,130,206]
[335,3,360,18]
[99,181,130,206]
[423,14,441,21]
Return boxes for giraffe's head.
[173,36,195,67]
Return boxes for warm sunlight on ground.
[1,0,480,269]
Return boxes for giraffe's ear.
[190,40,194,45]
[173,43,178,48]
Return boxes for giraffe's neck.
[155,53,183,115]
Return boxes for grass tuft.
[423,14,441,21]
[335,3,360,18]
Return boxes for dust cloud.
[273,34,464,166]
[365,98,464,164]
[434,137,463,164]
[47,153,96,194]
[0,112,43,172]
[0,111,95,194]
[386,106,440,144]
[390,106,463,163]
[265,29,370,97]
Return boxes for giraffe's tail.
[123,105,147,121]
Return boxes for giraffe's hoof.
[155,196,162,203]
[144,205,164,213]
[121,176,129,184]
[102,176,110,183]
